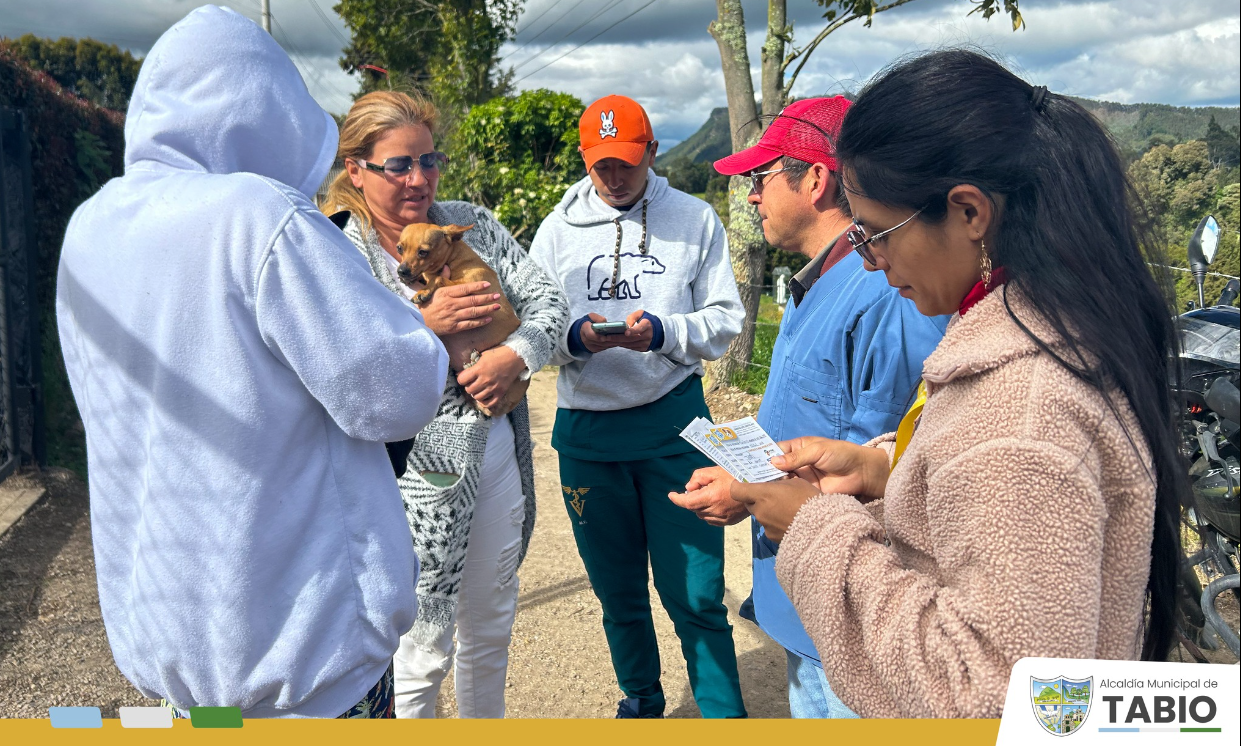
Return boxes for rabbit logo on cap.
[599,110,619,139]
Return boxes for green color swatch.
[189,706,243,728]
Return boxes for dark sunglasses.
[353,152,449,177]
[845,207,924,265]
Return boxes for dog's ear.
[441,224,474,241]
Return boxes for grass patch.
[731,295,783,395]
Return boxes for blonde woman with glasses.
[322,90,568,718]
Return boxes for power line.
[515,0,660,84]
[513,0,567,38]
[308,0,350,48]
[269,10,355,102]
[510,0,619,74]
[505,0,590,64]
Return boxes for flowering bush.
[0,45,125,475]
[437,89,584,246]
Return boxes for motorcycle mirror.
[1187,215,1220,308]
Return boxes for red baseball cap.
[713,96,851,176]
[579,95,655,171]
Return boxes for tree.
[1,35,141,112]
[334,0,522,131]
[438,88,583,245]
[1129,141,1240,309]
[707,0,767,388]
[706,0,1024,388]
[1129,141,1218,230]
[1205,115,1241,168]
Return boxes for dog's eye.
[417,249,430,258]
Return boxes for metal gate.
[0,107,46,481]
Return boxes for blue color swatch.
[48,707,103,728]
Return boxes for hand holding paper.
[678,416,786,483]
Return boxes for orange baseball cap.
[579,95,654,171]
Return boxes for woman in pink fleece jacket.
[731,50,1187,718]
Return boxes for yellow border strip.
[4,718,1001,744]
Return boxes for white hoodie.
[55,6,448,718]
[529,172,743,411]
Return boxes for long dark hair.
[835,49,1185,660]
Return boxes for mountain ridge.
[659,97,1241,165]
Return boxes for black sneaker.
[615,697,663,719]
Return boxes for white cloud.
[511,38,726,143]
[2,0,1236,128]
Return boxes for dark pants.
[559,450,746,718]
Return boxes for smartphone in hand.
[590,321,628,335]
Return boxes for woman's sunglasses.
[845,207,924,265]
[353,152,449,177]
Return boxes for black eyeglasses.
[845,207,924,265]
[353,151,449,177]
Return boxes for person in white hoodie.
[54,6,448,719]
[529,95,746,718]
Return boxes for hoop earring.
[980,239,993,287]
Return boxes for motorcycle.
[1173,214,1240,661]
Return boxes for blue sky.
[1,0,1237,147]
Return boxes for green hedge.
[0,46,126,476]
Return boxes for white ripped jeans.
[393,415,524,718]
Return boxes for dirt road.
[0,369,787,719]
[436,370,789,717]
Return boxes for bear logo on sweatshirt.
[586,252,666,301]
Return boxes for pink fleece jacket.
[775,286,1155,718]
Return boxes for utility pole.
[261,0,271,33]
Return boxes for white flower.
[499,166,510,175]
[513,188,524,195]
[518,198,527,207]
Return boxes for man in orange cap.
[530,95,746,718]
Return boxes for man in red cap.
[529,94,746,718]
[669,97,947,718]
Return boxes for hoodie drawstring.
[609,198,648,299]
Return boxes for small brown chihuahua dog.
[395,223,528,418]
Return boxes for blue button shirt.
[743,248,948,665]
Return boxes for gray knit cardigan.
[343,201,569,645]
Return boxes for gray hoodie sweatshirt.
[530,172,743,411]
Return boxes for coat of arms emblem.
[1031,676,1092,736]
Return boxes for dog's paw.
[413,291,431,305]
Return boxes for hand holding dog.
[418,266,501,336]
[729,477,822,543]
[668,466,750,526]
[456,345,527,411]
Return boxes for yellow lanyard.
[891,380,927,471]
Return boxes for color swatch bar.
[48,707,102,728]
[119,707,174,728]
[189,706,243,728]
[1099,728,1221,733]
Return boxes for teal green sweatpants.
[559,450,747,718]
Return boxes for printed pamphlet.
[678,416,786,483]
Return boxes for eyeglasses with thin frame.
[748,167,787,194]
[352,152,449,178]
[846,207,924,265]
